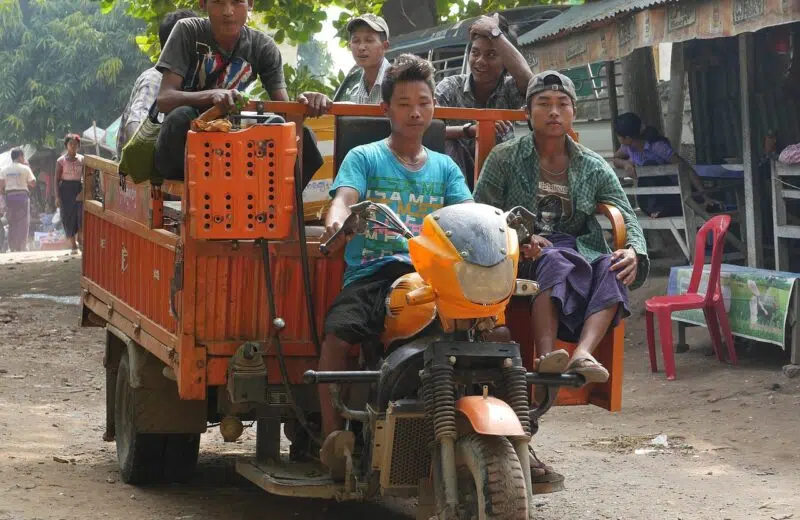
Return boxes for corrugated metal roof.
[387,5,567,58]
[518,0,676,46]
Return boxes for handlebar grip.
[319,227,346,256]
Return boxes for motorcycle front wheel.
[455,433,529,520]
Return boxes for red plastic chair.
[645,215,738,380]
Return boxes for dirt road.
[1,254,798,520]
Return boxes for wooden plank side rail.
[205,101,571,188]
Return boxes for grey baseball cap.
[347,13,390,39]
[526,71,577,104]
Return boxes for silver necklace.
[387,139,427,169]
[540,163,567,176]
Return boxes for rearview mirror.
[505,206,537,245]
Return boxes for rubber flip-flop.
[566,353,609,384]
[534,350,570,406]
[536,349,570,373]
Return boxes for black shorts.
[324,261,416,344]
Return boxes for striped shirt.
[344,58,391,104]
[117,67,161,156]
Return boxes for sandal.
[535,349,570,373]
[533,350,570,405]
[565,352,609,384]
[529,445,565,494]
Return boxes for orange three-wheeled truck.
[80,102,626,520]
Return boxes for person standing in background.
[0,148,36,252]
[56,134,84,254]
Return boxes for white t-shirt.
[0,162,35,192]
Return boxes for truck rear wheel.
[455,434,529,520]
[115,350,200,484]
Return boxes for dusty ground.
[0,252,798,520]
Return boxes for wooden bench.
[596,161,747,262]
[595,163,692,259]
[771,160,800,271]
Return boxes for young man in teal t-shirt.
[318,54,472,475]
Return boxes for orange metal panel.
[192,239,344,388]
[82,211,177,334]
[186,124,298,240]
[189,240,343,343]
[505,297,623,411]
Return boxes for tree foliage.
[96,0,564,51]
[248,64,345,101]
[0,0,151,148]
[298,39,334,79]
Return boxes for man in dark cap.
[475,70,649,493]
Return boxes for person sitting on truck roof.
[116,9,197,158]
[474,71,649,489]
[154,0,289,181]
[317,54,473,479]
[297,13,391,115]
[435,13,532,187]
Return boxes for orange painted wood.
[236,101,528,123]
[81,283,178,369]
[84,201,178,250]
[505,299,623,412]
[82,210,177,335]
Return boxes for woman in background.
[56,134,84,253]
[612,112,715,218]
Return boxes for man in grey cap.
[343,14,391,104]
[298,13,391,115]
[475,70,649,493]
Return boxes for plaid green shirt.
[474,133,650,289]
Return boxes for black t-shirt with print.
[156,17,286,94]
[533,167,572,235]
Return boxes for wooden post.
[92,121,101,156]
[606,60,620,152]
[739,33,762,267]
[474,120,496,186]
[622,47,664,132]
[666,42,685,151]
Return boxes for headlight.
[454,258,515,305]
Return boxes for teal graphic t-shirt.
[330,140,473,286]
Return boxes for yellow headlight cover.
[453,257,515,305]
